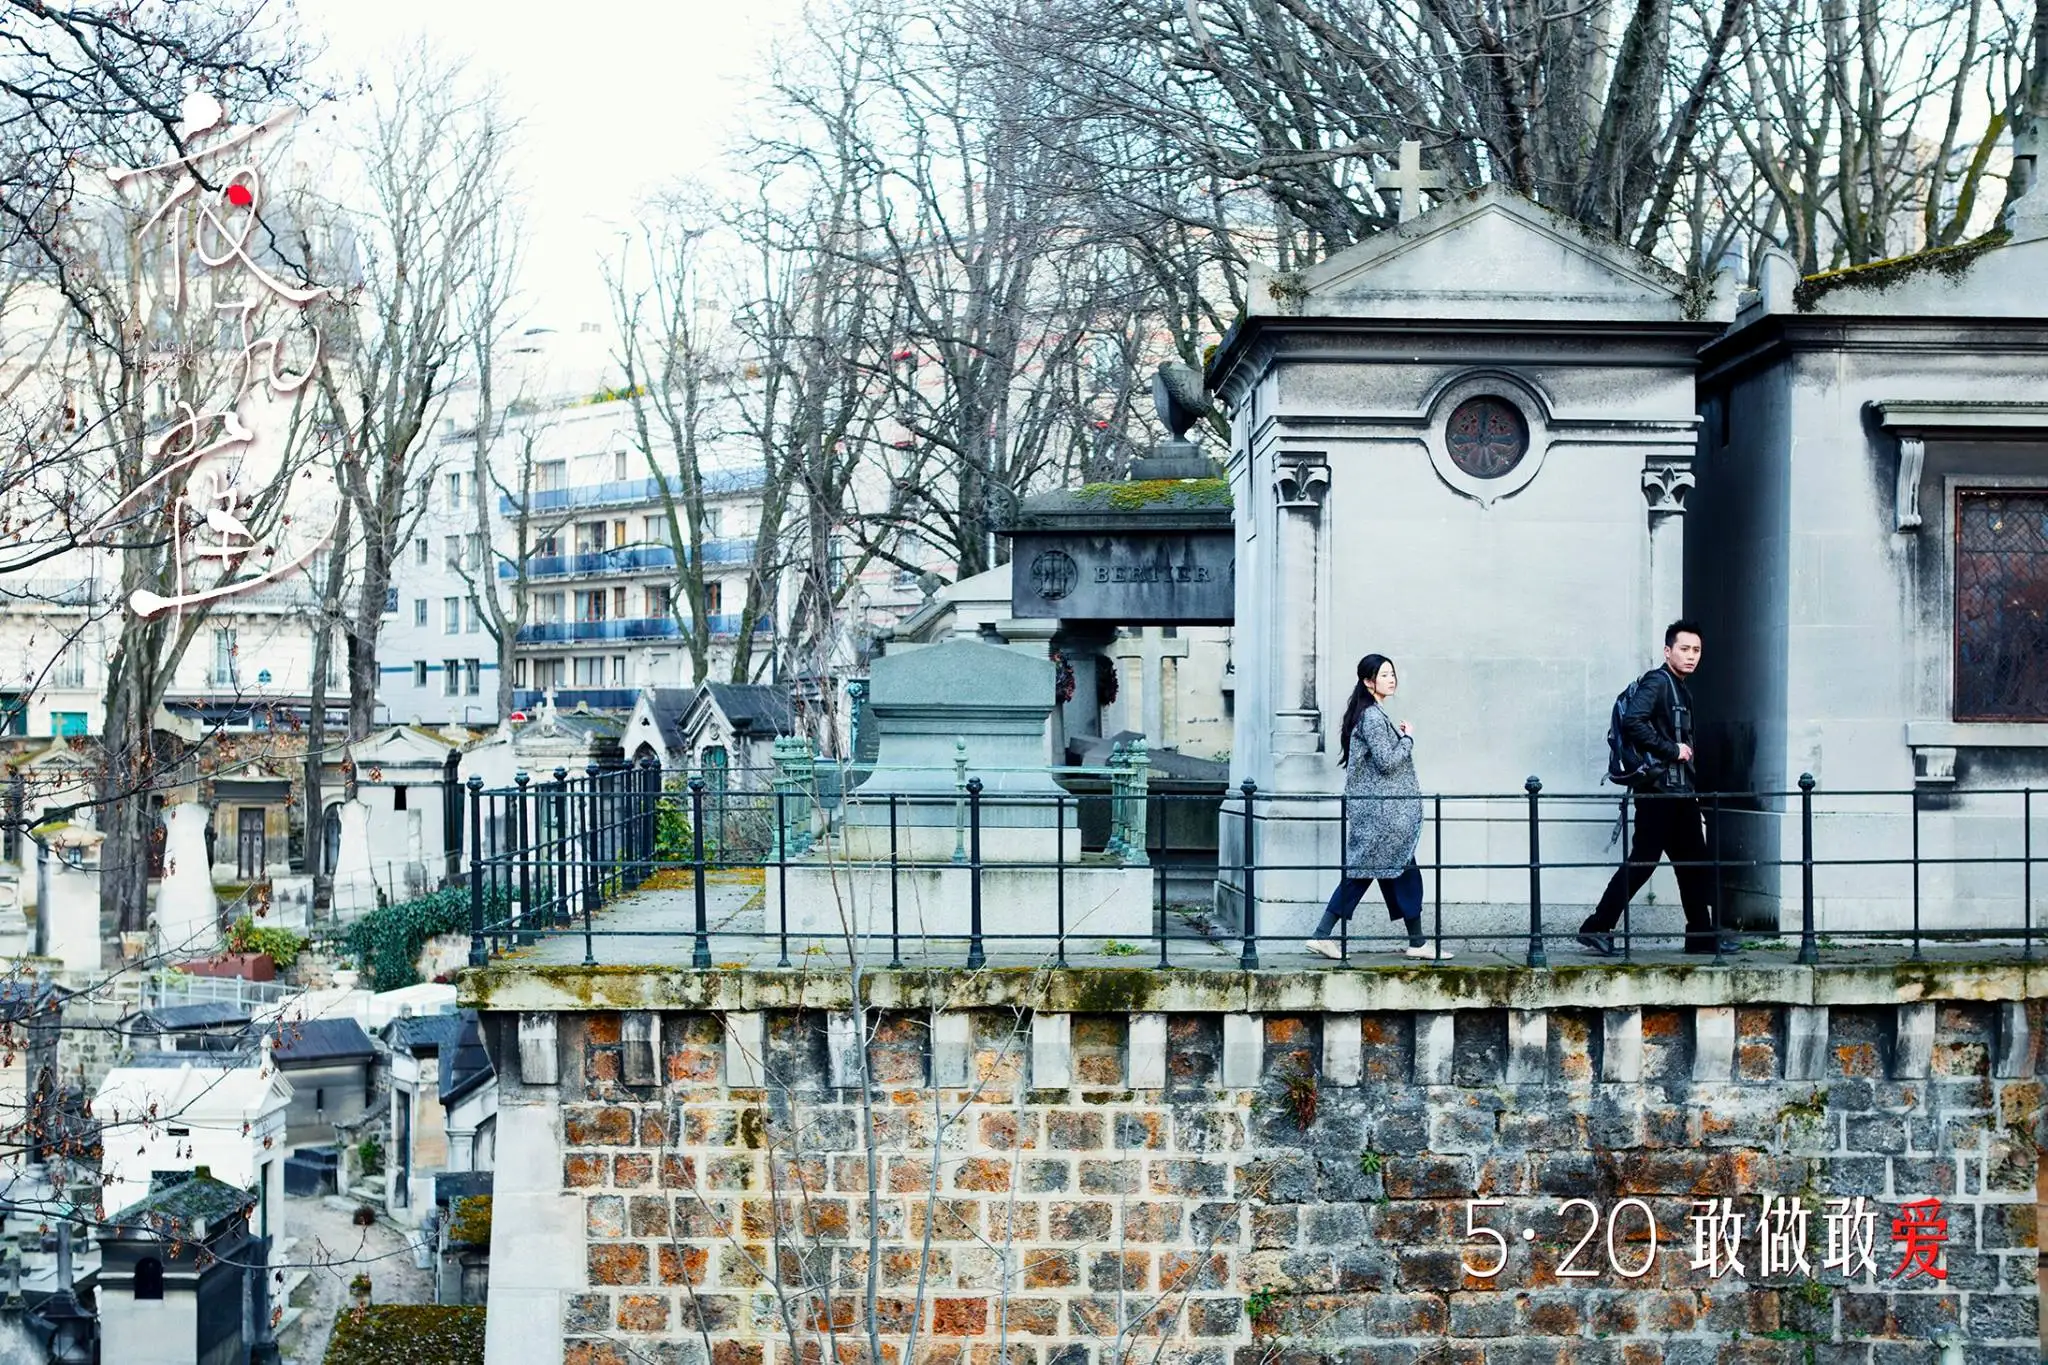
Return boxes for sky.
[295,0,805,333]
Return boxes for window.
[614,450,629,480]
[465,598,481,633]
[50,712,86,737]
[468,533,485,570]
[612,656,626,684]
[643,515,665,544]
[444,597,462,634]
[536,533,560,558]
[1956,489,2048,719]
[443,660,460,697]
[445,471,465,510]
[415,538,428,565]
[53,643,86,690]
[536,592,565,624]
[611,586,627,619]
[575,590,607,621]
[384,586,399,615]
[646,585,672,618]
[612,519,628,549]
[573,656,606,685]
[414,599,428,627]
[212,629,237,687]
[394,785,408,812]
[576,521,607,555]
[703,581,723,617]
[537,460,566,492]
[134,1256,164,1301]
[513,660,529,688]
[0,697,24,738]
[702,507,723,539]
[413,661,428,688]
[444,535,463,569]
[464,659,480,695]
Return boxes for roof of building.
[108,1171,257,1240]
[641,688,691,756]
[438,1012,494,1107]
[0,979,70,1021]
[385,1010,465,1056]
[434,1171,494,1208]
[125,1002,252,1033]
[270,1017,376,1064]
[704,683,795,739]
[94,1059,293,1124]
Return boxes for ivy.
[343,886,506,992]
[446,1195,491,1247]
[324,1305,484,1365]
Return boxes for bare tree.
[311,49,512,743]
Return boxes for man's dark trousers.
[1580,793,1716,938]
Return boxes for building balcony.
[499,469,762,517]
[509,688,640,712]
[498,540,755,581]
[514,615,769,645]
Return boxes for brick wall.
[481,988,2045,1365]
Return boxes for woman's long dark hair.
[1339,654,1395,765]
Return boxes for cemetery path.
[278,1194,435,1364]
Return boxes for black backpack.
[1605,670,1674,787]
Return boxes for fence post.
[2026,787,2034,963]
[1525,776,1547,969]
[514,772,532,947]
[1105,740,1128,859]
[551,768,569,928]
[640,757,659,882]
[466,776,486,968]
[1796,773,1818,966]
[690,777,711,969]
[1239,780,1259,971]
[775,787,790,969]
[581,766,600,967]
[966,777,986,969]
[888,793,902,969]
[1123,739,1150,868]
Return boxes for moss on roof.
[325,1305,485,1365]
[1794,231,2010,311]
[1068,478,1232,512]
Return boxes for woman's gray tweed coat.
[1343,705,1423,880]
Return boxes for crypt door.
[236,808,266,880]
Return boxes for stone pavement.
[480,879,2048,973]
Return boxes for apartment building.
[376,396,779,726]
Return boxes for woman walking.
[1305,654,1449,961]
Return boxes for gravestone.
[767,638,1151,950]
[329,798,378,919]
[156,803,219,956]
[1208,153,1734,929]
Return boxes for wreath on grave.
[1052,651,1076,704]
[1097,658,1119,706]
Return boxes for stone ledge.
[460,958,2048,1013]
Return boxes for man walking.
[1578,620,1737,957]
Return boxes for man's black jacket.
[1621,665,1695,794]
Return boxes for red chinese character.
[1890,1198,1947,1281]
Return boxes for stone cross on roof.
[1374,139,1448,224]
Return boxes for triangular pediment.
[1253,184,1705,324]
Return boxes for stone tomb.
[1208,175,1733,931]
[768,638,1150,951]
[1692,187,2048,932]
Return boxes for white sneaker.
[1303,939,1343,960]
[1404,943,1455,961]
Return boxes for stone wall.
[470,967,2046,1365]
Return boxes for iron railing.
[459,761,2048,970]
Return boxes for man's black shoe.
[1577,932,1618,957]
[1684,933,1742,956]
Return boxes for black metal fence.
[460,761,2048,970]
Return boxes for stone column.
[1273,454,1330,754]
[1643,460,1693,637]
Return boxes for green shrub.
[654,793,695,861]
[342,886,506,991]
[355,1135,383,1176]
[325,1305,484,1365]
[226,916,306,971]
